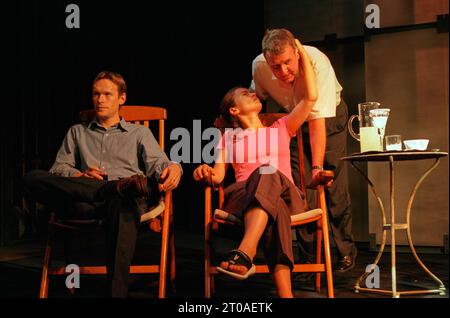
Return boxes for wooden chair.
[39,106,175,298]
[204,113,335,298]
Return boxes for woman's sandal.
[216,249,256,280]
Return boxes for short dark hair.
[262,28,296,57]
[93,71,127,95]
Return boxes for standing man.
[23,71,182,296]
[250,29,356,273]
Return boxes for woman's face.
[232,88,262,115]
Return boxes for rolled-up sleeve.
[49,127,81,177]
[307,47,337,120]
[140,128,182,180]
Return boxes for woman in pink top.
[193,39,317,298]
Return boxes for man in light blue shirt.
[23,71,182,297]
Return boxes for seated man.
[23,71,182,297]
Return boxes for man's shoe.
[335,247,357,273]
[116,174,149,199]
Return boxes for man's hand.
[158,163,182,192]
[310,169,334,188]
[193,164,215,186]
[74,167,106,180]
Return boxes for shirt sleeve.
[49,126,82,177]
[307,47,337,120]
[139,128,182,180]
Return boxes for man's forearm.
[49,162,81,177]
[308,118,326,168]
[49,130,80,177]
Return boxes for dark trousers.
[270,100,355,260]
[22,170,147,297]
[223,168,305,271]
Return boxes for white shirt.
[250,46,343,120]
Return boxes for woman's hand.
[193,164,215,186]
[295,38,308,76]
[294,38,306,55]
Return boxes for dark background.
[3,1,448,248]
[3,0,265,243]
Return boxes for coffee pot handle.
[347,114,360,141]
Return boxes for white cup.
[385,135,402,151]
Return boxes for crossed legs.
[23,170,144,297]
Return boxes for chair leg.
[39,234,52,298]
[204,187,216,298]
[158,223,168,298]
[322,223,334,298]
[316,186,335,298]
[169,210,176,293]
[205,235,211,298]
[315,228,323,292]
[205,222,215,298]
[158,194,172,298]
[211,275,215,296]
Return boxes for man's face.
[265,44,299,84]
[92,79,125,120]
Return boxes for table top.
[341,150,448,162]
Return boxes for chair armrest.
[204,185,224,231]
[204,186,213,222]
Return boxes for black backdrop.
[3,1,265,244]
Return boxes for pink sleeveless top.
[217,116,295,183]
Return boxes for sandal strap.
[226,249,252,270]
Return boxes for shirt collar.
[117,118,131,131]
[88,117,130,132]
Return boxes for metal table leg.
[350,157,446,297]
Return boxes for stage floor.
[0,229,448,298]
